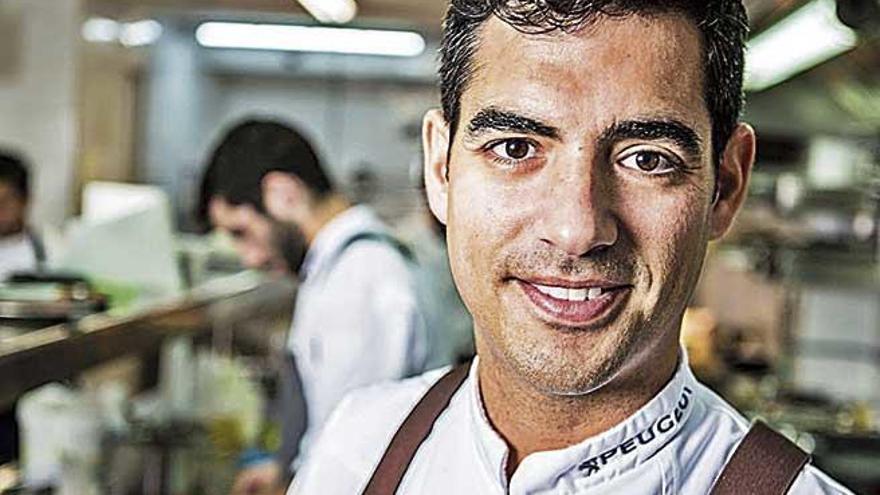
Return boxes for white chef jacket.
[290,353,853,494]
[289,206,426,466]
[0,233,38,281]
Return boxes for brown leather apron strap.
[362,363,471,495]
[710,420,811,495]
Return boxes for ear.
[262,171,307,223]
[423,109,451,225]
[710,123,756,240]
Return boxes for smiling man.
[290,1,852,494]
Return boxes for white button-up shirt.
[291,354,852,494]
[289,206,426,464]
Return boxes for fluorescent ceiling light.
[746,0,858,92]
[82,17,120,43]
[82,17,162,47]
[298,0,358,24]
[195,22,426,57]
[120,19,163,47]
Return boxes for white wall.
[138,22,439,227]
[139,20,210,228]
[0,0,81,228]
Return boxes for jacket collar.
[466,351,698,491]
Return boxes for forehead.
[463,13,709,138]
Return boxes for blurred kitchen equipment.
[0,278,105,330]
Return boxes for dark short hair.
[0,151,30,200]
[439,0,749,166]
[197,119,333,226]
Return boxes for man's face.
[426,14,749,397]
[0,182,26,238]
[208,197,295,276]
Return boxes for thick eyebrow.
[598,119,704,160]
[466,107,561,140]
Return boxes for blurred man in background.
[198,119,426,495]
[198,145,298,277]
[0,151,44,281]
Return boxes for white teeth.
[532,284,606,302]
[569,288,588,302]
[533,284,558,298]
[548,286,568,299]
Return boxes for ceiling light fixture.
[120,19,163,47]
[746,0,858,92]
[82,17,120,44]
[297,0,358,24]
[82,17,162,47]
[195,22,426,58]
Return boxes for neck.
[301,194,351,244]
[478,341,678,479]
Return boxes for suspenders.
[362,364,470,495]
[303,231,415,286]
[709,421,811,495]
[26,229,46,270]
[334,232,415,265]
[362,365,811,495]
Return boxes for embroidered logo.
[577,386,693,478]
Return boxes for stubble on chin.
[271,220,308,274]
[494,311,646,397]
[479,244,648,397]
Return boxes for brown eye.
[506,140,531,160]
[635,152,660,171]
[490,139,537,162]
[619,150,678,175]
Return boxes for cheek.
[446,171,527,300]
[448,168,530,245]
[618,187,710,293]
[236,229,269,260]
[249,221,275,249]
[447,180,489,290]
[0,203,21,222]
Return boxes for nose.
[537,165,618,257]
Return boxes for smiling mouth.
[516,279,632,328]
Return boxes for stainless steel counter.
[0,272,270,410]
